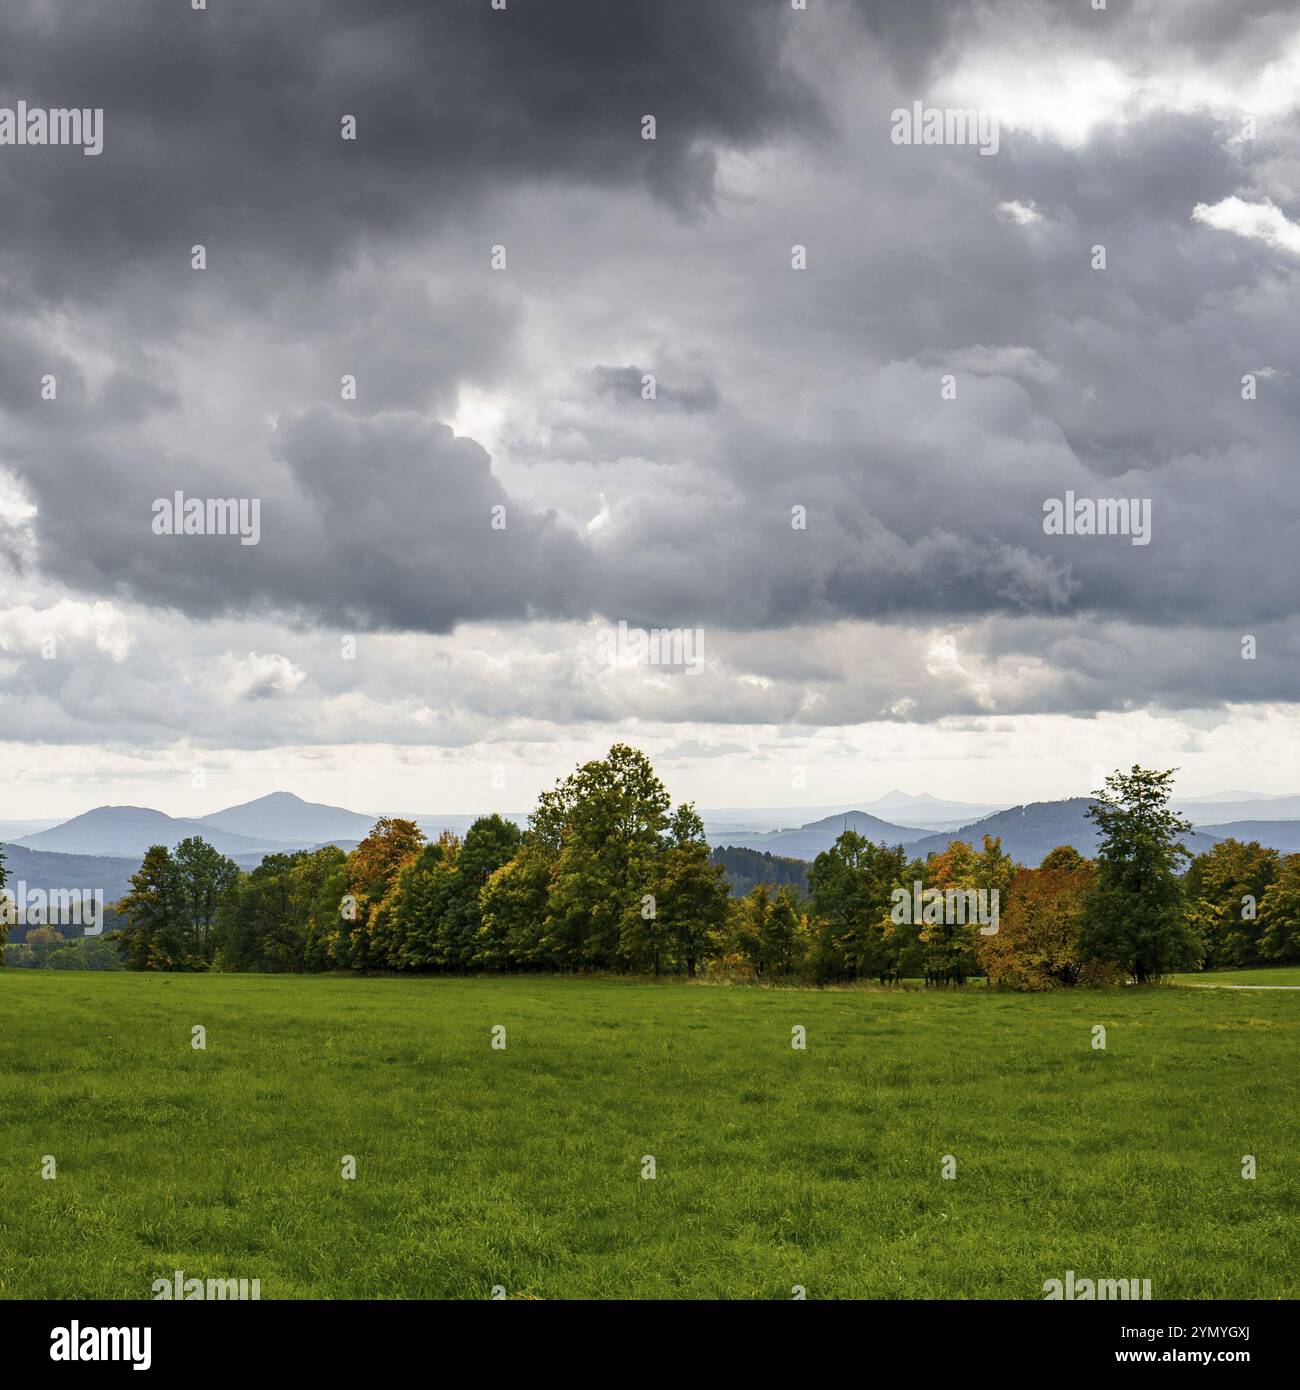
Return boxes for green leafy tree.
[1184,839,1277,969]
[1079,766,1200,983]
[623,805,728,976]
[476,842,554,969]
[760,886,805,977]
[807,831,910,982]
[382,834,455,970]
[173,836,241,966]
[1259,854,1300,963]
[304,856,351,971]
[218,846,344,972]
[436,816,522,969]
[116,846,188,970]
[544,745,671,968]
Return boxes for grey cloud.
[589,365,719,415]
[3,0,1300,737]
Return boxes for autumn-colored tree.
[919,840,979,984]
[732,882,772,976]
[979,851,1095,989]
[344,817,426,969]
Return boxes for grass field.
[2,971,1296,1300]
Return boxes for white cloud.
[996,200,1042,226]
[1192,196,1300,255]
[0,599,132,663]
[217,651,307,701]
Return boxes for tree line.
[5,756,1299,985]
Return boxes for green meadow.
[2,971,1296,1300]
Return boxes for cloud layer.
[2,0,1298,808]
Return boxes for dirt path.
[1182,982,1300,990]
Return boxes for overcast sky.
[2,0,1299,819]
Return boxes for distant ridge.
[907,798,1220,865]
[1174,794,1300,825]
[16,806,300,858]
[1194,821,1300,854]
[710,809,929,860]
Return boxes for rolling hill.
[0,843,140,926]
[16,807,299,858]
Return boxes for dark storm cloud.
[3,0,1300,730]
[28,408,592,634]
[0,0,824,313]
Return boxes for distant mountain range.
[14,793,375,858]
[708,798,1225,866]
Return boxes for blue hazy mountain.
[16,806,298,858]
[906,798,1220,865]
[197,791,376,845]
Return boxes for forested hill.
[711,845,810,897]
